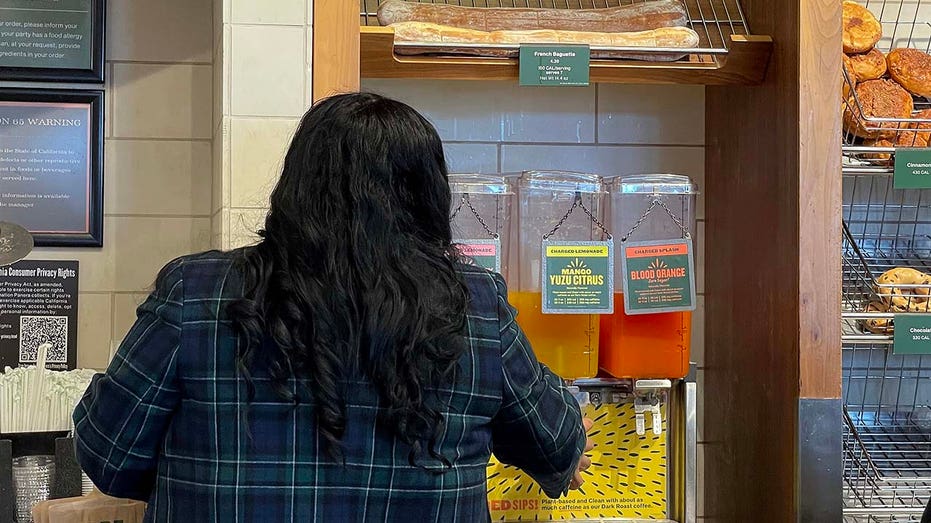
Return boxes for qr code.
[19,316,68,364]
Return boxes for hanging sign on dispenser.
[454,239,501,273]
[620,239,696,315]
[541,241,613,314]
[893,314,931,355]
[519,45,590,86]
[894,148,931,189]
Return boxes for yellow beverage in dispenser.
[508,291,599,380]
[510,171,608,381]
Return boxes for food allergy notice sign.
[0,0,105,82]
[519,45,590,86]
[0,260,78,370]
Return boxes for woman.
[73,93,591,522]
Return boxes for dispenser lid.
[519,171,605,193]
[614,174,698,195]
[449,174,511,195]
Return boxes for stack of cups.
[81,472,94,496]
[13,455,55,523]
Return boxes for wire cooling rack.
[843,0,931,167]
[360,0,751,58]
[842,170,931,342]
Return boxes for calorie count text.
[910,326,931,342]
[534,50,575,81]
[908,162,931,175]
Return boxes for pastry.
[862,138,894,163]
[843,1,882,54]
[848,48,887,81]
[862,301,894,334]
[389,22,700,61]
[843,54,857,99]
[888,48,931,97]
[377,0,689,33]
[875,267,931,311]
[907,108,931,144]
[844,79,914,139]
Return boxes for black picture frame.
[0,0,105,83]
[0,88,104,247]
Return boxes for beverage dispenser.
[510,171,609,380]
[600,174,698,379]
[449,174,512,278]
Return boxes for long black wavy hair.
[227,93,469,468]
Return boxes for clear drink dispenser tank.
[449,174,512,279]
[510,171,608,380]
[600,174,698,379]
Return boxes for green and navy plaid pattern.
[73,251,585,522]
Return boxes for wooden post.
[703,0,842,521]
[312,0,360,102]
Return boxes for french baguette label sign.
[455,239,500,273]
[894,148,931,189]
[519,45,590,87]
[620,239,696,315]
[541,241,613,314]
[893,314,931,355]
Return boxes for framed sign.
[0,89,103,247]
[0,0,105,83]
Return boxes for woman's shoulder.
[455,263,506,314]
[157,249,245,299]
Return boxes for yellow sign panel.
[487,402,667,521]
[545,245,610,257]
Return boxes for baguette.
[377,0,689,33]
[389,21,701,61]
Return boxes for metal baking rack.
[843,165,931,520]
[843,0,931,168]
[842,169,931,342]
[360,0,750,60]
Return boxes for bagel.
[843,54,857,99]
[848,48,887,81]
[875,267,931,312]
[843,1,882,54]
[887,47,931,98]
[844,79,914,139]
[862,301,894,334]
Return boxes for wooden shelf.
[360,26,773,86]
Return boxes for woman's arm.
[72,258,184,502]
[488,274,587,499]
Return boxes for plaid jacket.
[73,251,585,522]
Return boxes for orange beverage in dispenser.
[509,291,599,380]
[599,292,691,379]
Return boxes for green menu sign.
[894,148,931,190]
[519,45,590,87]
[620,239,696,315]
[893,314,931,355]
[541,241,613,314]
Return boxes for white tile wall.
[230,25,306,117]
[597,84,705,146]
[229,117,298,207]
[364,79,597,143]
[232,0,306,25]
